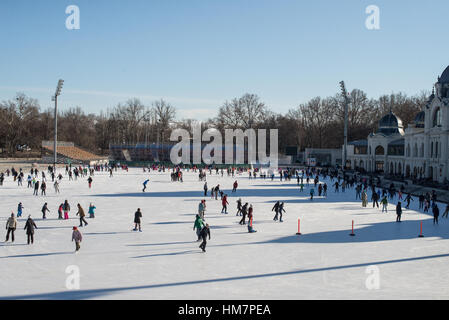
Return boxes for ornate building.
[346,65,449,183]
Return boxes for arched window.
[436,142,439,158]
[406,144,410,157]
[413,144,418,157]
[420,143,424,157]
[433,107,442,127]
[431,142,434,158]
[375,146,385,155]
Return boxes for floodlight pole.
[53,79,64,172]
[340,81,350,171]
[54,94,58,170]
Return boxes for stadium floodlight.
[53,79,64,171]
[339,81,350,171]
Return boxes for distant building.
[346,65,449,183]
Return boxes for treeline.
[0,89,428,156]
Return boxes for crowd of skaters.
[2,162,449,254]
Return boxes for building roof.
[439,65,449,84]
[377,112,404,136]
[414,111,425,128]
[388,139,405,146]
[348,140,368,146]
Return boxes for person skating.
[193,214,204,241]
[24,215,37,245]
[5,213,17,243]
[405,194,413,209]
[58,203,64,219]
[278,202,286,222]
[221,194,229,214]
[372,191,379,208]
[41,203,50,219]
[396,202,402,222]
[76,204,88,227]
[433,204,440,225]
[199,224,211,252]
[239,203,249,225]
[17,202,24,218]
[88,203,96,218]
[33,180,39,196]
[54,181,60,194]
[248,205,257,233]
[133,208,142,231]
[236,198,242,216]
[40,181,46,196]
[310,188,315,200]
[381,197,388,213]
[87,176,93,189]
[142,179,149,192]
[272,201,280,221]
[361,190,368,207]
[232,181,238,193]
[63,200,70,220]
[72,226,83,252]
[198,200,205,220]
[442,204,449,219]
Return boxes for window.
[433,107,442,127]
[375,146,385,155]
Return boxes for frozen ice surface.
[0,168,448,299]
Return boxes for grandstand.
[42,141,108,165]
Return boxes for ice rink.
[1,168,448,300]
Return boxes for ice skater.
[433,203,440,225]
[5,213,17,243]
[72,226,83,252]
[396,202,402,222]
[88,203,96,218]
[142,179,149,192]
[76,204,88,227]
[239,203,249,225]
[133,208,142,231]
[24,215,37,245]
[236,198,242,216]
[272,201,280,221]
[221,194,229,214]
[199,224,211,252]
[41,203,50,219]
[193,214,204,241]
[248,205,257,233]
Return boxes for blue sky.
[0,0,448,119]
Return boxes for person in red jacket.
[232,181,238,193]
[221,194,229,214]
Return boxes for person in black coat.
[134,208,142,231]
[396,202,402,222]
[239,203,249,225]
[24,215,37,245]
[199,224,211,252]
[433,204,440,225]
[372,192,379,208]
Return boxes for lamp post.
[51,79,64,172]
[339,81,350,172]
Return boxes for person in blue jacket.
[142,179,150,192]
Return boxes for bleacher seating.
[43,145,104,162]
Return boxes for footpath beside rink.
[0,168,448,299]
